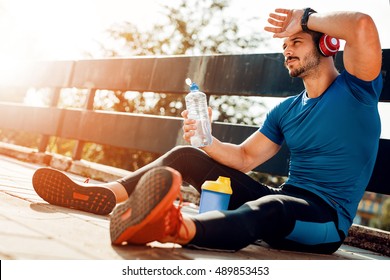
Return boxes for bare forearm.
[201,137,251,172]
[202,132,281,173]
[308,11,380,51]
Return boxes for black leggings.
[118,146,345,254]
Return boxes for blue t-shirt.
[260,70,383,235]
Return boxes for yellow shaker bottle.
[199,176,233,213]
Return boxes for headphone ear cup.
[319,34,340,57]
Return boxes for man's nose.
[284,46,292,57]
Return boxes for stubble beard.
[288,49,321,78]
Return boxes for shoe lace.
[164,192,189,245]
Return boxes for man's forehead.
[283,32,310,44]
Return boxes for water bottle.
[185,78,212,147]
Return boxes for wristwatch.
[301,8,317,32]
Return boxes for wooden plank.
[69,54,301,96]
[212,122,258,144]
[0,50,388,100]
[58,109,183,154]
[0,60,74,88]
[202,53,302,96]
[67,49,390,100]
[149,56,202,94]
[0,103,62,135]
[70,58,156,91]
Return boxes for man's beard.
[287,49,321,78]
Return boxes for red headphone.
[319,34,340,57]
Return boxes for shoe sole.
[110,166,182,245]
[32,168,116,215]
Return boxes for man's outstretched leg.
[30,146,203,216]
[32,168,128,215]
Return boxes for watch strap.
[301,8,317,32]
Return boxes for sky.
[0,0,389,138]
[0,0,389,60]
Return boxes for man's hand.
[181,107,212,144]
[264,8,304,38]
[181,109,195,144]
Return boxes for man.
[32,8,382,254]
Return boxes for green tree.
[93,0,265,57]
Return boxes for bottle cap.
[185,78,199,91]
[201,176,232,194]
[189,82,199,91]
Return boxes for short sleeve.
[259,102,285,146]
[342,70,383,106]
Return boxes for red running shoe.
[32,168,116,215]
[110,166,184,245]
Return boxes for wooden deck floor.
[0,153,388,260]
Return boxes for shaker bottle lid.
[201,176,232,194]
